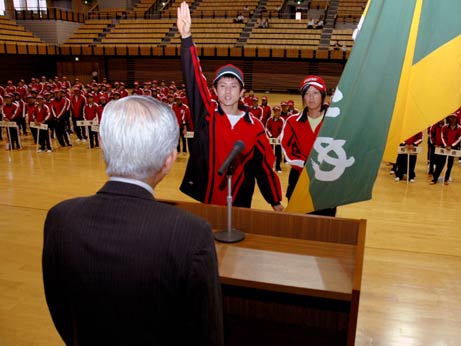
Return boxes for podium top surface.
[216,233,355,301]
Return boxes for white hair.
[99,96,179,181]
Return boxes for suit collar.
[97,181,155,201]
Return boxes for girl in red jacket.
[431,114,461,185]
[281,75,336,216]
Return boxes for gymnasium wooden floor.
[1,93,460,346]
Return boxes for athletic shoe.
[409,179,415,183]
[47,149,52,153]
[37,149,43,152]
[394,177,400,182]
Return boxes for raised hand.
[177,1,192,39]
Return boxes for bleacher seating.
[170,18,244,47]
[310,0,330,10]
[0,16,46,45]
[63,19,111,45]
[337,0,366,15]
[101,18,176,45]
[1,0,368,59]
[87,8,128,20]
[330,28,354,51]
[262,0,287,19]
[128,0,156,18]
[246,19,321,49]
[161,0,195,19]
[189,0,259,19]
[335,0,365,28]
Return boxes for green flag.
[286,0,461,213]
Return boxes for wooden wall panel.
[106,58,129,83]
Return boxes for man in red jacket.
[260,96,271,125]
[70,87,87,141]
[394,132,423,182]
[51,88,71,148]
[177,2,283,210]
[172,94,192,155]
[2,93,21,150]
[34,95,52,152]
[431,114,461,185]
[25,94,38,143]
[265,105,285,172]
[83,93,100,148]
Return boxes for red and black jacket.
[180,36,282,208]
[280,109,326,171]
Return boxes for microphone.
[218,140,245,176]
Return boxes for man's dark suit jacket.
[42,181,223,346]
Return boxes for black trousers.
[38,128,51,150]
[428,143,435,175]
[30,126,38,144]
[72,117,87,140]
[274,144,282,171]
[18,117,27,135]
[55,118,70,147]
[445,156,455,182]
[87,126,99,148]
[431,154,446,183]
[395,153,417,180]
[6,126,21,149]
[177,128,187,153]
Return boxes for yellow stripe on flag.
[382,0,423,163]
[285,169,315,213]
[383,0,461,162]
[407,35,461,124]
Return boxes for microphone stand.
[214,164,245,243]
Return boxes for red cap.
[299,75,326,94]
[213,64,244,87]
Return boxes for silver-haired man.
[42,96,224,346]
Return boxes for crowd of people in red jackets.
[0,76,302,165]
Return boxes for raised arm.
[177,1,213,129]
[177,1,192,39]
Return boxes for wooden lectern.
[161,200,366,346]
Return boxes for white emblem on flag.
[311,137,355,181]
[326,88,343,118]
